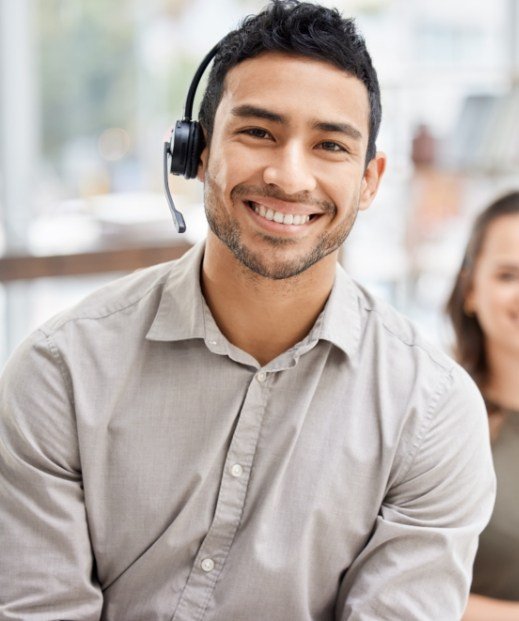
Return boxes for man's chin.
[206,211,341,280]
[231,244,327,281]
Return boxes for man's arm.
[335,367,496,621]
[0,331,103,620]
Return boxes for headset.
[163,42,221,233]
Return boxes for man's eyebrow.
[230,105,363,140]
[231,104,286,124]
[313,121,362,140]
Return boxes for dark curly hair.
[446,191,519,387]
[198,0,381,165]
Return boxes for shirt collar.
[315,263,362,358]
[147,241,363,359]
[146,241,207,342]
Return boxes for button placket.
[172,370,271,621]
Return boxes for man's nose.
[262,142,317,195]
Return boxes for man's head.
[197,1,386,281]
[199,0,381,165]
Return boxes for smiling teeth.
[252,202,310,225]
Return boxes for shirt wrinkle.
[393,369,454,486]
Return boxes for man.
[0,2,495,620]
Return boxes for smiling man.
[0,2,495,620]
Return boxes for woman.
[446,191,519,620]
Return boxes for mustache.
[231,184,335,214]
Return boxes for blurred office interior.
[1,0,518,364]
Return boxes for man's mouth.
[245,200,317,226]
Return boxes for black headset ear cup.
[169,120,190,177]
[185,122,204,179]
[169,120,205,179]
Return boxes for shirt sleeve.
[335,366,496,621]
[0,330,103,620]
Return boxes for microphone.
[163,141,186,234]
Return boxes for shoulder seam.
[39,269,171,337]
[364,305,453,374]
[43,331,76,407]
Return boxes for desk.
[0,241,193,282]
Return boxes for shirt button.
[201,558,215,572]
[230,463,243,478]
[208,340,217,346]
[256,371,267,383]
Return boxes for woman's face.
[466,213,519,359]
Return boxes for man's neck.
[201,236,337,366]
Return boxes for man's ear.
[359,151,386,211]
[197,127,209,182]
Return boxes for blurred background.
[1,0,518,365]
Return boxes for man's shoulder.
[358,281,485,417]
[39,258,179,337]
[353,279,455,376]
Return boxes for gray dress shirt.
[0,242,495,621]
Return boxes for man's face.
[198,52,385,280]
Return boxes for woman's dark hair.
[446,191,519,386]
[198,0,381,165]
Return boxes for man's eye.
[319,141,346,153]
[241,127,270,139]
